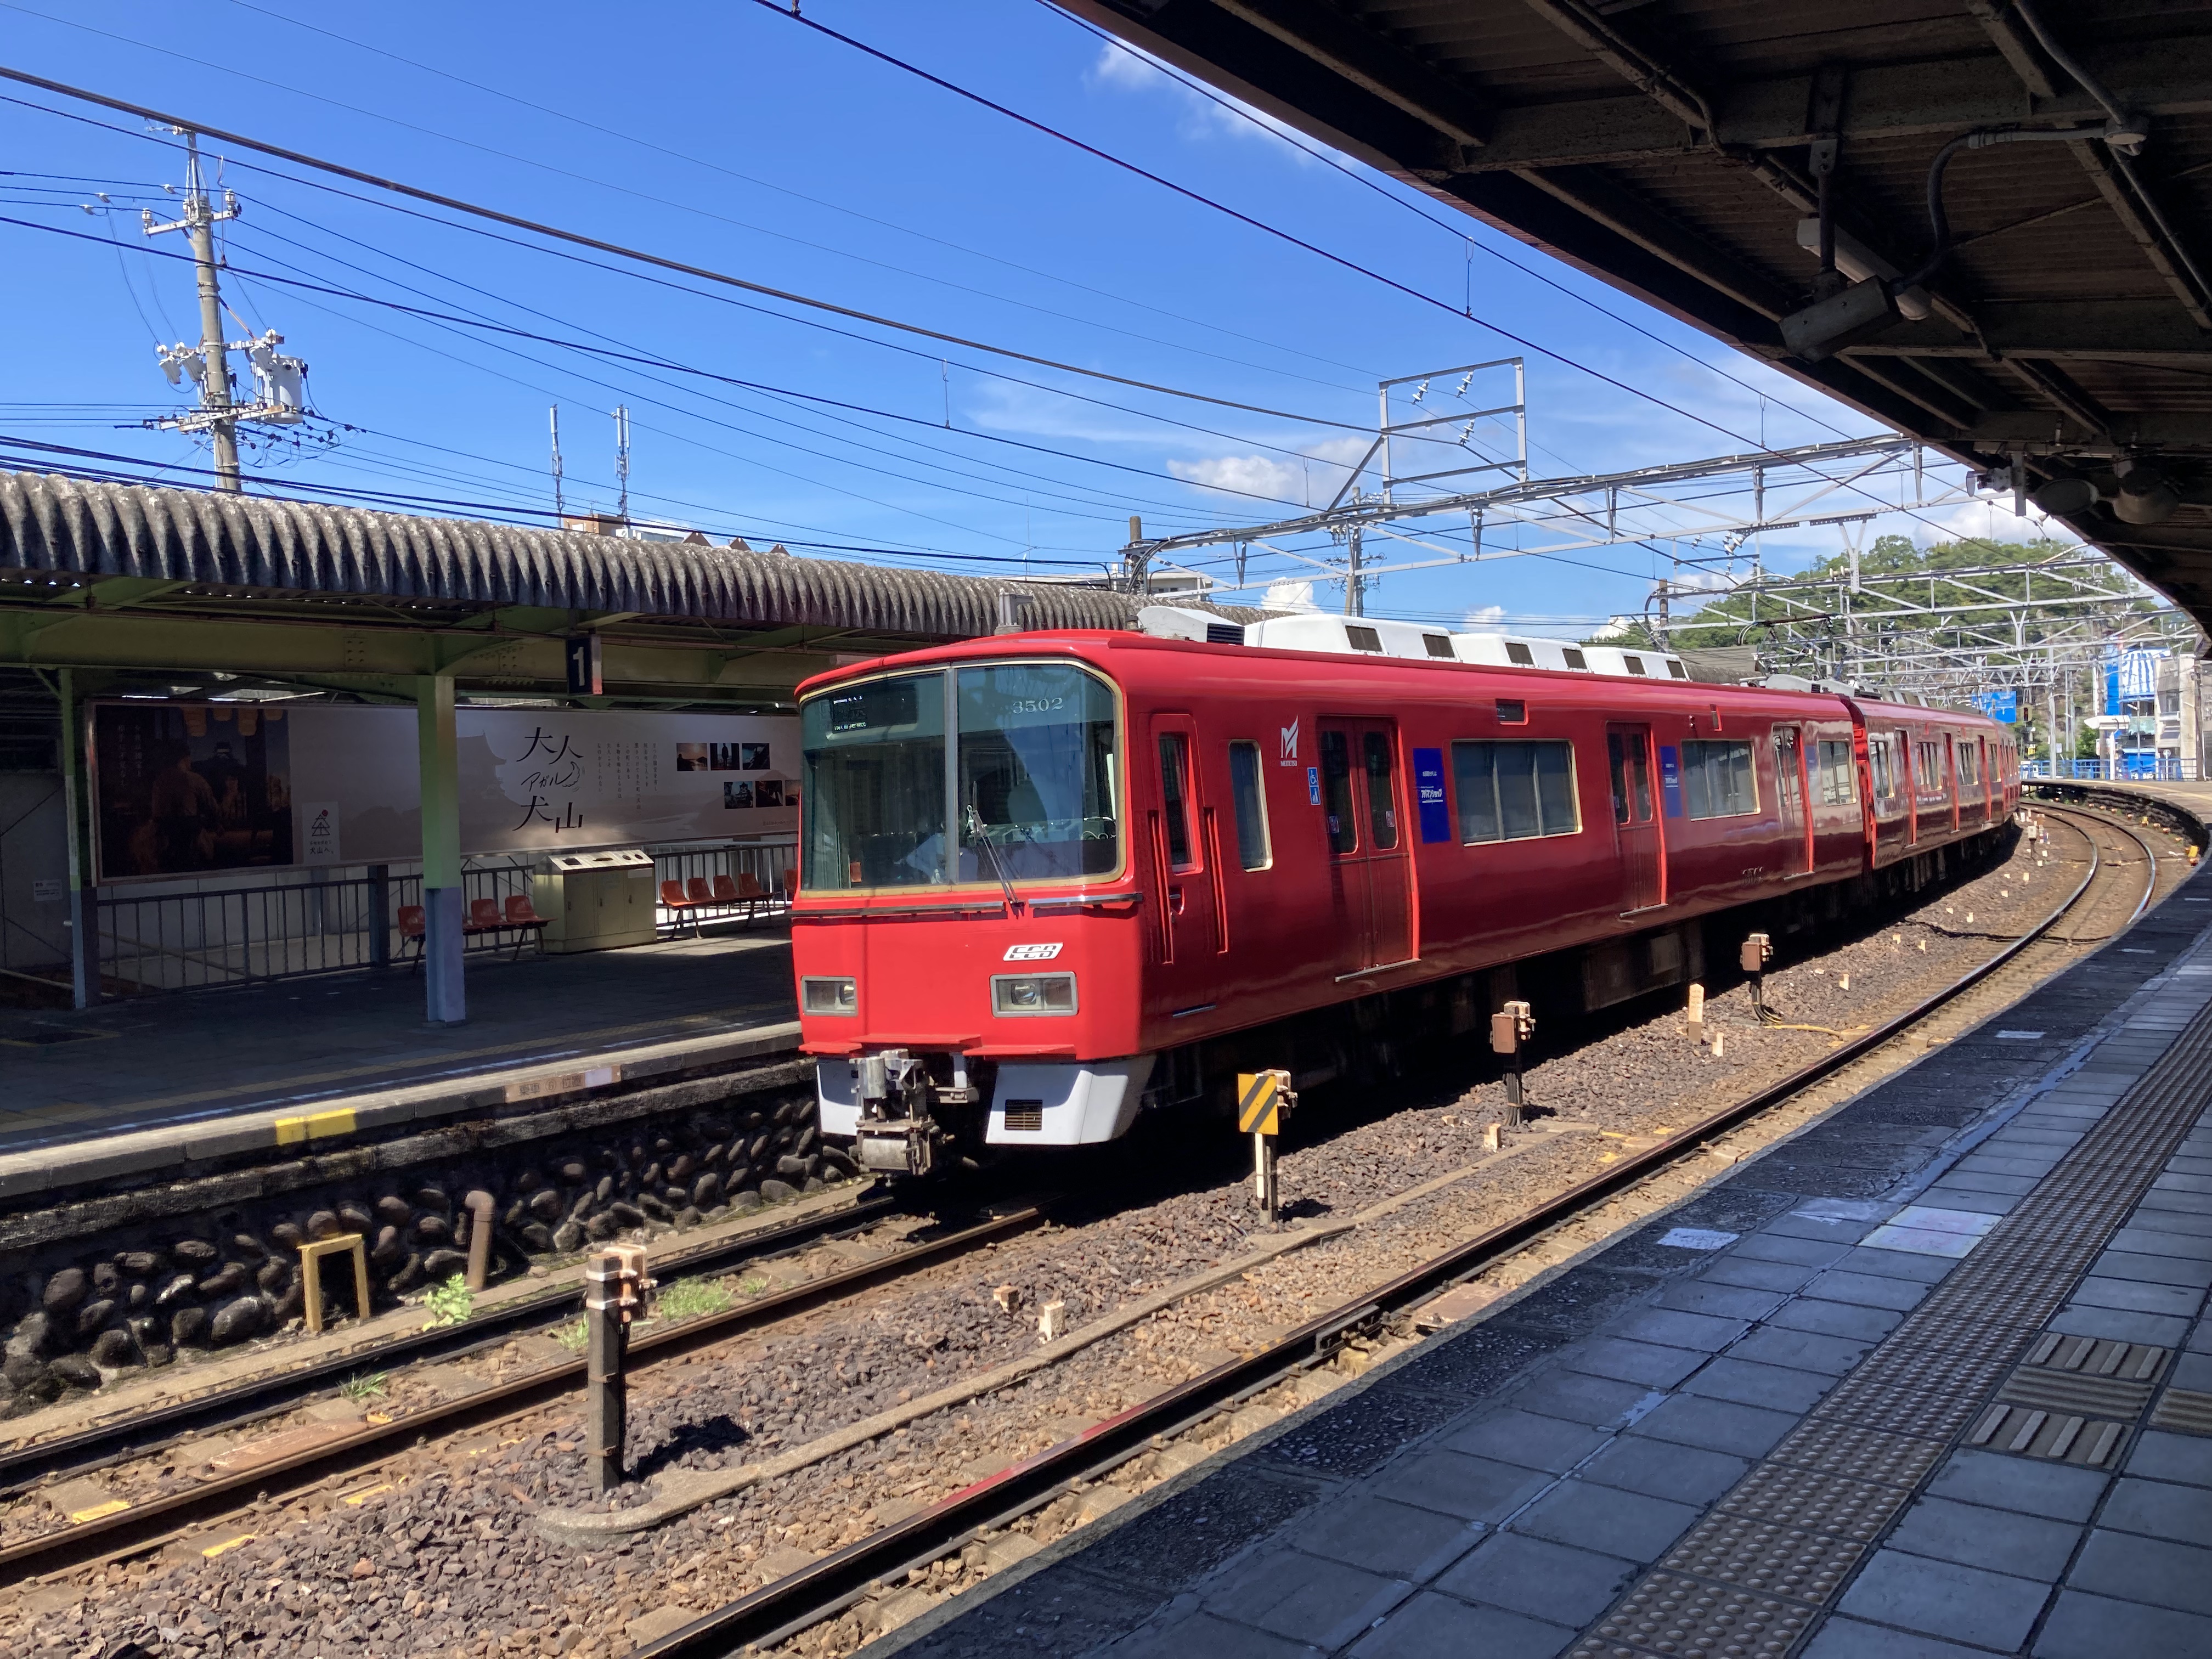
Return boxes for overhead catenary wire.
[0,62,1368,436]
[20,0,1375,399]
[218,201,1308,523]
[0,89,1360,488]
[1037,3,1861,445]
[0,433,1113,569]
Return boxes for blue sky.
[0,0,2057,633]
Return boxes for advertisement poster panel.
[92,702,798,882]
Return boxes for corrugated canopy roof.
[1064,0,2212,630]
[0,469,1167,638]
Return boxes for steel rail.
[0,1206,1044,1582]
[0,1194,904,1502]
[2035,804,2163,938]
[635,819,2132,1659]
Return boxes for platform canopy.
[1061,1,2212,629]
[0,469,1234,713]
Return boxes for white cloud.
[1087,42,1316,157]
[1916,495,2081,546]
[1463,603,1506,629]
[1167,435,1377,507]
[1167,453,1304,503]
[1261,578,1319,612]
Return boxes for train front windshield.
[802,662,1120,890]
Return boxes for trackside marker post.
[1491,1000,1536,1122]
[1238,1070,1294,1228]
[584,1244,652,1494]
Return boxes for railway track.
[0,803,2188,1656]
[629,802,2186,1659]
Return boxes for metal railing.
[89,838,798,998]
[2022,757,2189,781]
[649,840,797,930]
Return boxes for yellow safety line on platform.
[273,1107,357,1146]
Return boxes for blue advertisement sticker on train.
[1307,765,1321,805]
[1660,745,1684,817]
[1412,747,1451,843]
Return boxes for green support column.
[417,673,466,1024]
[57,668,98,1009]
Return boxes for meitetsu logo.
[1280,718,1300,765]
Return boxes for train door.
[1902,729,1921,847]
[1318,719,1415,973]
[1606,723,1664,913]
[1946,735,1961,832]
[1146,716,1221,1002]
[1773,724,1812,875]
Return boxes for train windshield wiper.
[965,803,1019,913]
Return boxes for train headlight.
[803,976,858,1015]
[992,972,1077,1015]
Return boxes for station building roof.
[1063,1,2212,629]
[0,470,1243,733]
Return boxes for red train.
[791,614,2016,1174]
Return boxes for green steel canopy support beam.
[416,673,465,1025]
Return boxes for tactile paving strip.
[1658,1513,1865,1603]
[1567,967,2212,1656]
[1568,1570,1810,1659]
[2149,1387,2212,1435]
[1712,1464,1908,1541]
[2026,1334,2170,1381]
[1996,1364,2157,1419]
[1967,1402,2130,1466]
[1762,1421,1946,1489]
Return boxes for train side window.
[1158,733,1195,869]
[1320,729,1357,854]
[1228,741,1272,870]
[1505,641,1535,666]
[1607,732,1654,823]
[1957,746,1980,786]
[1682,739,1757,819]
[1870,737,1899,803]
[1816,739,1858,805]
[1363,732,1400,849]
[1455,740,1579,844]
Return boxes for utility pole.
[613,405,631,530]
[550,405,565,522]
[145,132,242,489]
[1345,525,1365,617]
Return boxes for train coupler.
[854,1119,939,1177]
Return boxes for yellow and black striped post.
[1237,1069,1294,1226]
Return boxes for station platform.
[887,879,2212,1654]
[0,926,798,1195]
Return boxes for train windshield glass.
[956,664,1119,882]
[802,670,949,889]
[800,662,1119,890]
